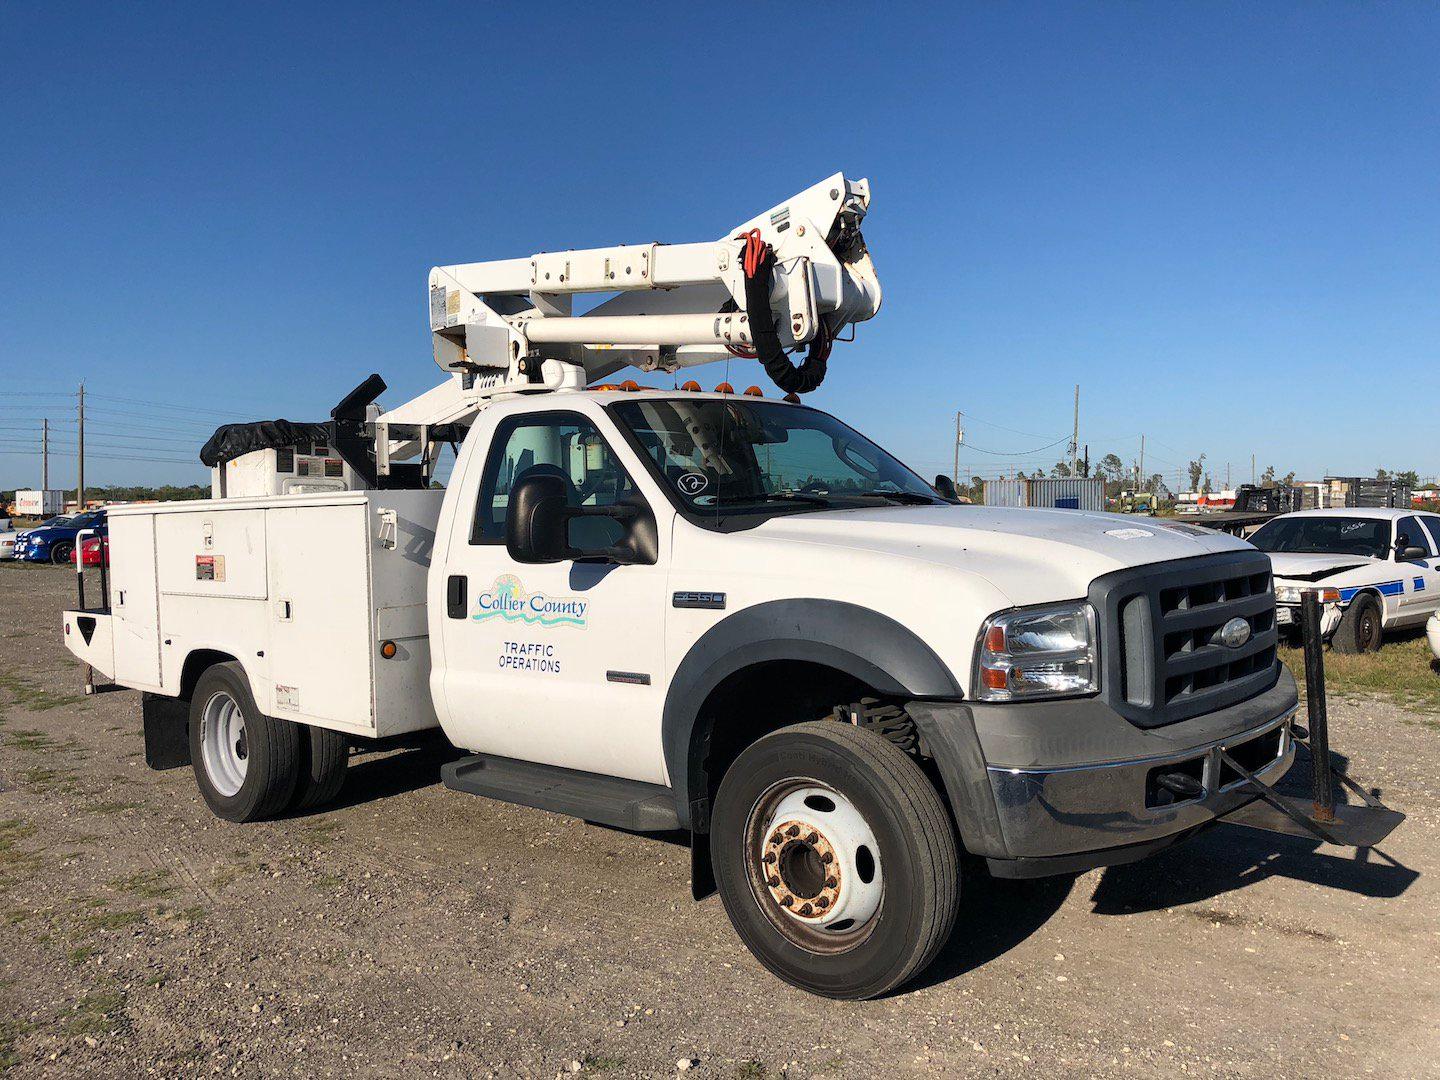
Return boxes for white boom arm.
[378,172,880,466]
[427,172,878,384]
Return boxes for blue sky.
[2,4,1437,492]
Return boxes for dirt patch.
[2,564,1439,1077]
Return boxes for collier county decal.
[473,574,589,629]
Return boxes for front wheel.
[711,721,959,999]
[1333,593,1383,654]
[49,542,73,565]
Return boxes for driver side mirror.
[933,474,961,503]
[505,473,657,566]
[1396,537,1428,561]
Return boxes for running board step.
[441,753,680,833]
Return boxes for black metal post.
[1300,590,1336,823]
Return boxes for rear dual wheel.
[189,663,348,822]
[711,722,959,999]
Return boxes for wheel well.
[690,660,885,826]
[179,650,240,702]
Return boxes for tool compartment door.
[109,513,162,690]
[264,502,376,736]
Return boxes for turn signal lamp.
[380,640,398,659]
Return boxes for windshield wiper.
[712,491,834,508]
[841,491,942,505]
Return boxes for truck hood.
[1266,552,1375,582]
[749,505,1251,606]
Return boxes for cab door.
[436,402,672,785]
[1397,514,1440,622]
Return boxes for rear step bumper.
[442,753,680,833]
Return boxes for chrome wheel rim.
[743,779,883,953]
[200,691,248,797]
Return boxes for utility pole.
[1070,384,1079,474]
[77,383,85,511]
[41,419,49,490]
[952,412,964,482]
[1139,434,1145,493]
[1225,461,1231,490]
[1251,453,1256,485]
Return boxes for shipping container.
[15,489,65,517]
[983,477,1105,511]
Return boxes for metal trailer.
[983,477,1105,511]
[1324,477,1412,509]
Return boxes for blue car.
[14,510,107,565]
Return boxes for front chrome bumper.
[987,706,1297,861]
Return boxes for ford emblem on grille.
[1219,616,1252,649]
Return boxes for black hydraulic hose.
[740,242,829,395]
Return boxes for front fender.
[661,598,962,830]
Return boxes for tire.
[290,725,350,811]
[49,542,73,565]
[189,662,300,822]
[1333,593,1383,654]
[711,721,959,1000]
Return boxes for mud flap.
[690,832,716,900]
[142,692,191,770]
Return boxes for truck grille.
[1090,551,1279,728]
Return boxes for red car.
[70,534,109,567]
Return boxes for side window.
[1395,516,1425,559]
[471,412,637,544]
[1417,515,1440,556]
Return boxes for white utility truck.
[63,174,1299,998]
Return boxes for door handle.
[446,575,467,619]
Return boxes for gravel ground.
[2,561,1437,1078]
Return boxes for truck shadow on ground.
[904,861,1074,992]
[313,736,466,814]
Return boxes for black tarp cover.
[199,420,333,467]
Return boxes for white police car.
[1248,508,1440,653]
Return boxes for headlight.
[1276,586,1340,605]
[975,601,1098,701]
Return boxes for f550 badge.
[474,574,588,629]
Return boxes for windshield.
[609,398,941,519]
[1249,516,1391,559]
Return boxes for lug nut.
[767,875,780,887]
[770,831,785,845]
[825,877,837,889]
[821,852,834,864]
[805,831,818,844]
[816,897,829,909]
[779,895,793,907]
[762,852,776,864]
[798,903,813,916]
[786,825,800,837]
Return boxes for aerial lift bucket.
[1223,591,1405,848]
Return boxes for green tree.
[1096,454,1126,482]
[1187,454,1206,493]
